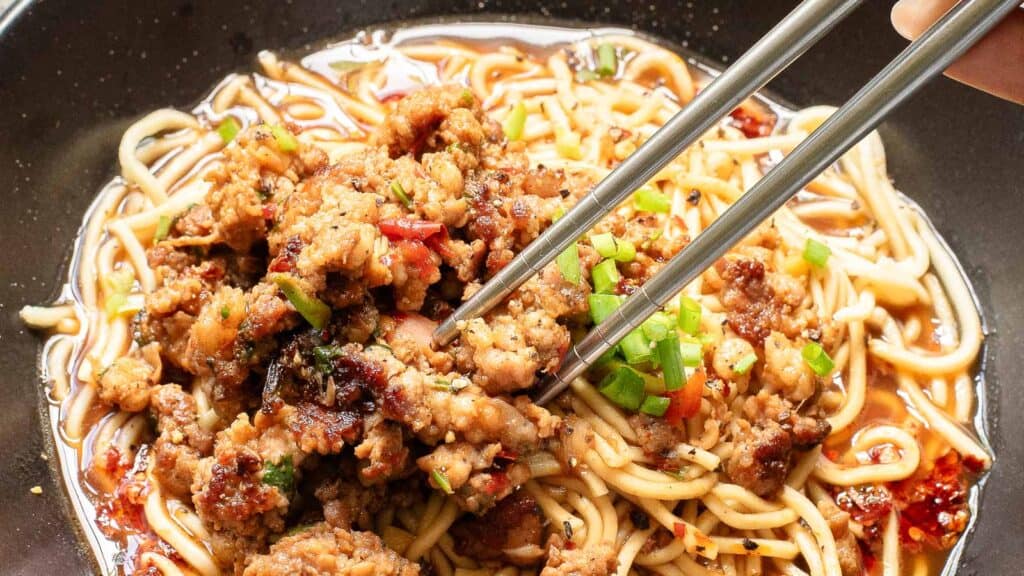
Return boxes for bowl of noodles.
[1,2,1022,576]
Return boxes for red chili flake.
[393,239,438,281]
[483,471,511,496]
[261,203,277,222]
[834,484,893,526]
[673,522,687,539]
[496,449,519,462]
[890,450,971,552]
[728,105,775,139]
[269,236,303,273]
[963,455,986,474]
[378,218,445,241]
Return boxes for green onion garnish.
[262,456,295,493]
[641,312,675,342]
[557,242,581,286]
[220,305,231,320]
[459,88,474,107]
[680,340,703,368]
[802,342,835,376]
[803,238,831,268]
[620,329,653,366]
[503,101,527,141]
[590,232,636,262]
[639,395,671,417]
[657,333,685,391]
[555,127,583,160]
[270,124,298,152]
[634,185,670,213]
[588,293,622,325]
[575,69,600,83]
[390,180,412,208]
[732,353,758,375]
[103,269,135,319]
[312,344,343,374]
[598,365,645,410]
[592,259,620,295]
[431,469,454,494]
[153,215,172,243]
[596,43,618,77]
[678,295,702,335]
[270,273,331,329]
[217,117,240,144]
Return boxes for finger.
[892,0,1024,104]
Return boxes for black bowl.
[1,1,1021,574]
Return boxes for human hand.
[892,0,1024,104]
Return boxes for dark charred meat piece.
[452,491,546,566]
[726,421,792,497]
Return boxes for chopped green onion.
[802,342,835,376]
[678,295,702,335]
[116,294,145,317]
[103,270,135,319]
[620,329,653,366]
[680,340,703,368]
[575,69,600,83]
[641,312,675,342]
[596,43,618,77]
[555,127,583,160]
[503,101,527,141]
[220,305,231,320]
[557,242,581,286]
[588,293,622,325]
[390,180,412,208]
[270,273,331,329]
[803,238,831,268]
[459,88,474,107]
[270,124,298,152]
[640,395,671,417]
[657,333,685,391]
[312,344,342,374]
[634,185,670,213]
[590,232,636,262]
[262,456,295,493]
[153,215,172,243]
[732,353,758,375]
[592,259,620,294]
[431,469,454,494]
[598,365,645,410]
[217,117,240,144]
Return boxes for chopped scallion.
[590,232,635,262]
[678,295,702,335]
[555,127,583,160]
[598,365,645,410]
[639,395,671,417]
[732,353,758,375]
[503,101,527,141]
[153,215,172,243]
[220,305,231,320]
[680,340,703,368]
[657,333,685,391]
[641,312,675,342]
[803,238,831,268]
[217,117,240,144]
[312,344,343,374]
[270,273,331,329]
[596,43,618,77]
[103,269,135,319]
[431,469,454,494]
[620,329,653,366]
[592,259,620,294]
[575,69,600,83]
[801,342,835,376]
[634,185,670,213]
[270,124,298,152]
[262,456,295,493]
[588,293,622,325]
[557,242,581,286]
[390,180,412,208]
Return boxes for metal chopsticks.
[533,0,1020,404]
[432,0,865,346]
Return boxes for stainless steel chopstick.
[432,0,865,347]
[535,0,1020,405]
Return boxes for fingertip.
[891,0,919,40]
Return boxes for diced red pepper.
[673,522,687,539]
[378,218,445,241]
[664,369,705,425]
[728,105,775,138]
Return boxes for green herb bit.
[270,273,331,329]
[678,295,702,335]
[640,395,671,417]
[801,342,835,376]
[592,259,620,295]
[153,215,172,243]
[598,365,646,410]
[557,241,581,286]
[431,469,454,494]
[270,124,298,152]
[390,180,412,208]
[596,43,618,77]
[803,238,831,268]
[657,333,685,391]
[555,127,583,160]
[217,117,240,144]
[634,185,671,213]
[588,293,623,325]
[220,305,231,320]
[503,101,527,141]
[641,312,675,342]
[620,328,653,366]
[262,456,295,493]
[590,232,636,263]
[312,344,343,374]
[732,353,758,376]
